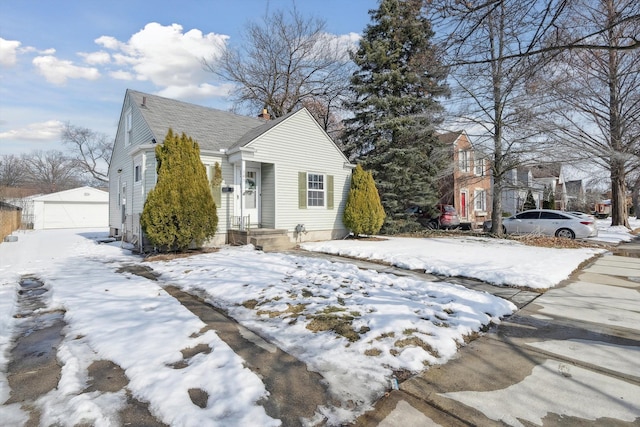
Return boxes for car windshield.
[443,206,456,212]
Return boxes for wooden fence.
[1,202,22,241]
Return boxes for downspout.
[140,151,146,253]
[240,160,246,230]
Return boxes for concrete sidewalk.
[353,241,640,426]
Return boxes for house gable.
[234,108,353,231]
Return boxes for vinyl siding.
[246,109,351,232]
[108,92,154,239]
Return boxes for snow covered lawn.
[0,219,635,426]
[300,219,637,290]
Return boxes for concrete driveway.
[354,241,640,426]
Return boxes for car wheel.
[427,221,439,230]
[501,225,507,235]
[555,228,575,239]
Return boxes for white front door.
[237,166,260,227]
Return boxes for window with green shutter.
[298,172,334,209]
[298,172,307,209]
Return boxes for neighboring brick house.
[438,131,492,228]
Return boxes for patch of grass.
[375,332,396,341]
[444,308,455,315]
[403,328,419,335]
[364,348,382,357]
[301,289,313,298]
[306,306,363,342]
[257,309,283,318]
[321,306,346,314]
[285,303,306,316]
[394,337,440,358]
[242,299,259,309]
[337,297,346,306]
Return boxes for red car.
[405,204,461,229]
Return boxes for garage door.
[42,202,108,229]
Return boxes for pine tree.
[523,189,537,211]
[141,129,218,251]
[343,164,386,236]
[342,0,450,233]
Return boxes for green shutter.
[298,172,307,209]
[327,175,334,210]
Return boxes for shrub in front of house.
[343,164,385,236]
[141,129,218,252]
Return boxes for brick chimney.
[258,108,270,120]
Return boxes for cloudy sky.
[0,0,375,155]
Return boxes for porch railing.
[232,215,251,231]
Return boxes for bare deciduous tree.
[543,0,640,227]
[204,6,353,131]
[61,122,112,183]
[429,0,559,234]
[22,150,82,193]
[430,0,640,65]
[0,154,28,188]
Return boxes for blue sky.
[0,0,377,155]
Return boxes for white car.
[502,209,598,239]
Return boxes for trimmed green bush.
[343,164,385,236]
[140,129,218,251]
[523,189,537,210]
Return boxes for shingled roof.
[127,89,267,152]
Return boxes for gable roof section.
[127,89,265,152]
[228,109,296,151]
[32,186,108,202]
[437,130,463,145]
[530,162,562,179]
[230,108,351,164]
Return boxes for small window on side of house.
[134,164,141,183]
[307,173,325,207]
[474,189,486,211]
[475,157,485,176]
[459,150,470,173]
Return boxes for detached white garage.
[32,186,108,230]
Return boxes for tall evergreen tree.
[342,0,450,233]
[141,129,218,251]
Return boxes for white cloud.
[0,120,64,141]
[79,51,111,65]
[32,55,100,85]
[94,35,122,50]
[93,22,229,97]
[0,38,22,66]
[156,82,236,100]
[109,69,134,80]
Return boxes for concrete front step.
[250,234,294,251]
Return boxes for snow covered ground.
[301,219,638,289]
[0,219,635,426]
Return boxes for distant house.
[501,163,578,214]
[501,167,545,216]
[565,180,586,211]
[530,163,567,210]
[108,89,354,252]
[438,130,492,228]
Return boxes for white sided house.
[108,89,354,251]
